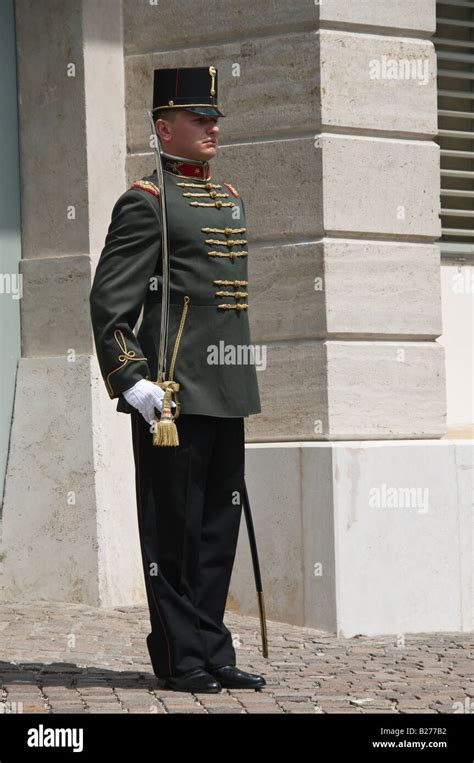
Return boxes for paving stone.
[0,601,469,714]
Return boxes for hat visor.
[182,106,226,118]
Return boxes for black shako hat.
[152,66,225,118]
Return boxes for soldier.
[89,67,266,693]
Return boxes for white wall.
[439,265,474,429]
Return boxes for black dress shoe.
[209,665,266,690]
[157,667,222,693]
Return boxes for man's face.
[155,110,220,162]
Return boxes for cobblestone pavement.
[0,601,471,714]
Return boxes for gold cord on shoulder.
[131,180,160,197]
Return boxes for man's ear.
[155,118,172,142]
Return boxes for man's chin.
[177,145,218,162]
[199,143,218,161]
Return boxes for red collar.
[162,155,211,181]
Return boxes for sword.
[147,110,181,446]
[242,478,269,658]
[148,109,170,384]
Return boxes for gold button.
[215,201,222,208]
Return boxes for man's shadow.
[0,660,160,689]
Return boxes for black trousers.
[130,411,245,677]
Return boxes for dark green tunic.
[89,155,261,418]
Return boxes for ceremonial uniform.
[89,66,264,689]
[91,156,260,419]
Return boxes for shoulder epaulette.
[223,183,239,198]
[131,180,160,198]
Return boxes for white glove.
[123,378,175,425]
